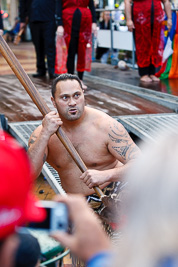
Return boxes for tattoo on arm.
[128,146,139,160]
[110,121,130,138]
[28,134,37,148]
[109,121,137,161]
[112,145,131,160]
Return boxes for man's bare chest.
[47,133,109,170]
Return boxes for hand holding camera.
[28,200,69,233]
[50,195,111,262]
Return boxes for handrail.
[40,249,70,266]
[95,8,178,12]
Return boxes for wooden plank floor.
[0,41,36,75]
[34,174,56,200]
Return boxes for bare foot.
[150,75,160,82]
[80,80,87,90]
[140,75,152,83]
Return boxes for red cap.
[0,130,46,239]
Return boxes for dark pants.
[67,9,83,80]
[139,64,156,77]
[30,21,56,75]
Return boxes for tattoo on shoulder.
[109,121,129,144]
[110,121,129,138]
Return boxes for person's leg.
[44,21,57,78]
[30,22,46,76]
[148,4,160,82]
[67,9,87,90]
[139,66,152,82]
[67,34,78,74]
[78,71,83,80]
[67,9,81,75]
[133,2,153,83]
[149,64,160,82]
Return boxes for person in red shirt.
[57,0,97,90]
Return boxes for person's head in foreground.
[15,233,41,267]
[113,128,178,267]
[0,130,45,267]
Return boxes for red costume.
[133,0,165,70]
[61,0,95,72]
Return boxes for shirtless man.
[28,74,140,197]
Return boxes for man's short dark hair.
[52,74,82,98]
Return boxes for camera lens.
[58,223,63,229]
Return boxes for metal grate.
[9,113,178,193]
[9,121,65,195]
[114,113,178,143]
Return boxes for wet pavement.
[0,73,173,123]
[0,41,176,123]
[88,62,178,96]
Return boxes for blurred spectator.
[19,0,61,79]
[96,10,118,64]
[3,17,20,42]
[0,130,45,267]
[114,129,178,266]
[15,233,41,267]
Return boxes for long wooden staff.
[0,35,109,202]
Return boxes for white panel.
[97,30,133,51]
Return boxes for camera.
[27,200,69,232]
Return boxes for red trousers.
[62,0,92,72]
[133,0,165,68]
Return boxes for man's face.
[52,79,85,121]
